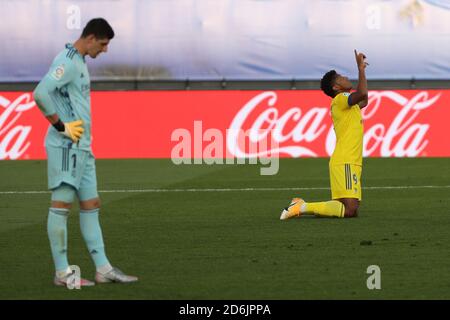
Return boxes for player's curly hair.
[320,70,338,98]
[81,18,114,40]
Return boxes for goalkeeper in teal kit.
[33,18,137,286]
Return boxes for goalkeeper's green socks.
[302,200,345,218]
[80,208,112,273]
[47,208,70,277]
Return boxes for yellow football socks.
[303,200,345,218]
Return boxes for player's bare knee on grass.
[340,198,359,218]
[345,206,358,218]
[80,197,101,210]
[345,202,359,218]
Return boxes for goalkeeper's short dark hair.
[81,18,114,40]
[320,70,338,98]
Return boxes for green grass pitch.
[0,158,449,299]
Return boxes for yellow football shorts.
[329,163,362,200]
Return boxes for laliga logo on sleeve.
[0,93,35,159]
[52,65,65,81]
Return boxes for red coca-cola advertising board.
[0,90,448,160]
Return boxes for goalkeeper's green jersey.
[33,43,92,152]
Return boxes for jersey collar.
[65,43,85,62]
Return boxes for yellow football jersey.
[329,92,363,166]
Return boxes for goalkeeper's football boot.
[95,267,138,284]
[54,274,95,287]
[280,197,305,220]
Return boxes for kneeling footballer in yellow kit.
[280,50,369,219]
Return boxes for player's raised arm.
[358,96,368,109]
[348,50,368,108]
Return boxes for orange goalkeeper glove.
[53,119,84,143]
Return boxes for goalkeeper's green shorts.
[46,146,98,201]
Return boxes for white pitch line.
[0,185,450,195]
